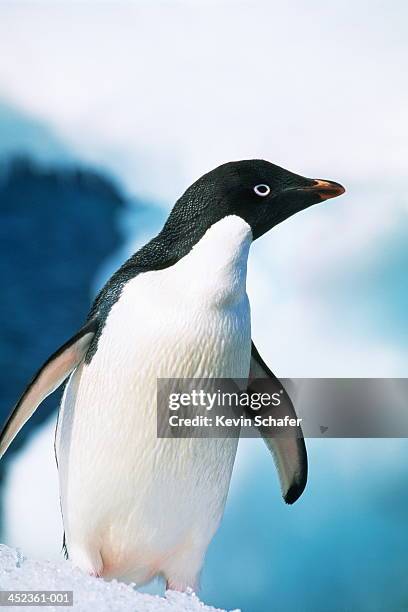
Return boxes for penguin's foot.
[165,576,199,593]
[68,543,104,579]
[163,542,202,593]
[89,570,102,578]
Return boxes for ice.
[0,545,237,612]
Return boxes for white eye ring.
[254,184,270,197]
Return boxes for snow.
[0,545,237,612]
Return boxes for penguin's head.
[166,159,345,242]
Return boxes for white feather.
[56,215,253,588]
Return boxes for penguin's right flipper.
[0,318,98,459]
[249,342,308,504]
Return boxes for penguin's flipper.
[249,342,307,504]
[0,319,98,459]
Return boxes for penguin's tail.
[61,532,68,560]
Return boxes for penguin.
[0,160,345,590]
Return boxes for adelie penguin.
[0,160,345,590]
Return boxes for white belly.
[56,216,252,586]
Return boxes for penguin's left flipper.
[249,342,308,504]
[0,318,98,459]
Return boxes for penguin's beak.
[299,179,345,201]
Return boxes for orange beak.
[304,179,346,201]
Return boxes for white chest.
[96,214,253,380]
[57,216,254,583]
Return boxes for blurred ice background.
[0,1,407,611]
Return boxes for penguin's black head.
[135,159,345,270]
[168,159,345,241]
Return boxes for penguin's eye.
[254,184,270,197]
